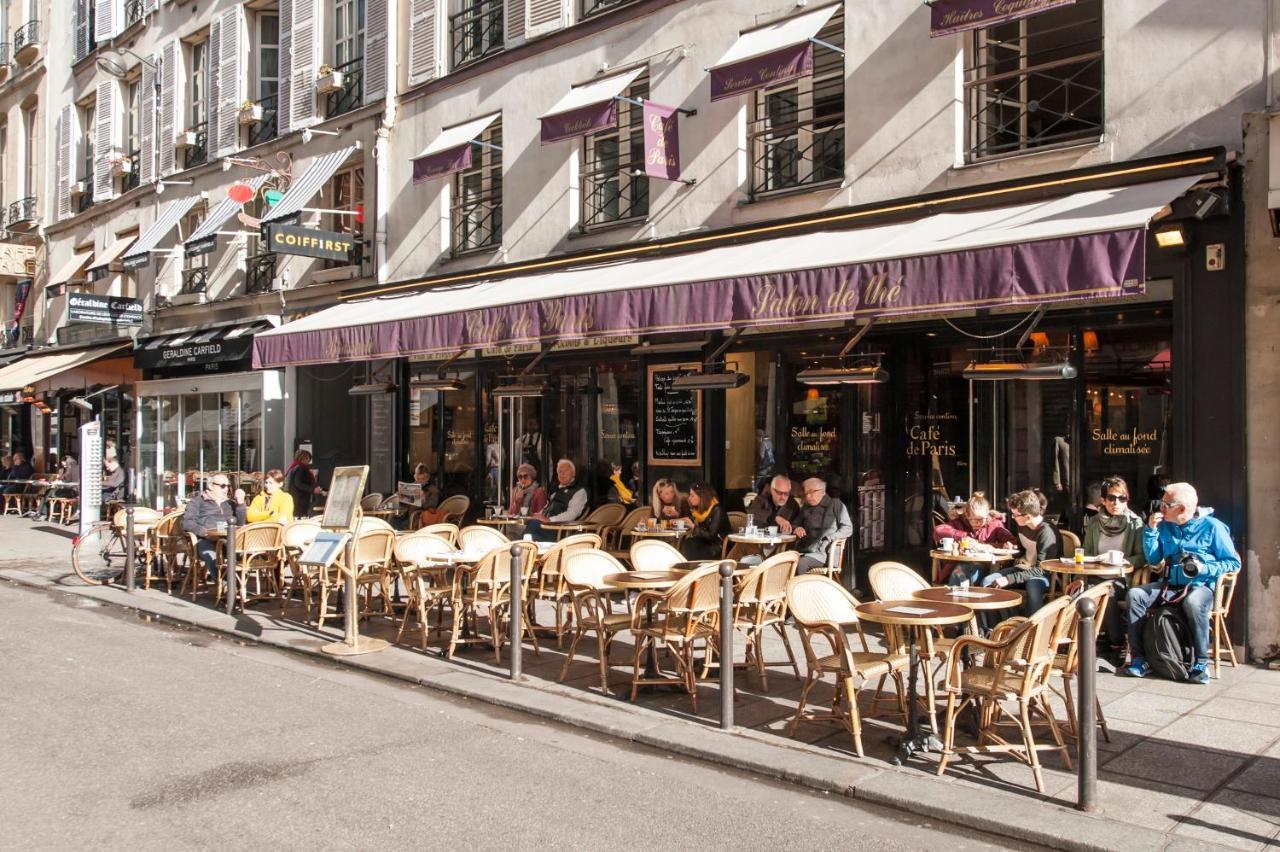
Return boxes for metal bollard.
[719,560,735,730]
[225,521,238,616]
[124,504,136,592]
[509,542,523,681]
[1076,596,1100,813]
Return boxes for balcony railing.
[450,0,503,69]
[13,20,38,58]
[75,184,93,214]
[184,122,208,170]
[582,0,630,18]
[245,253,276,295]
[180,266,208,295]
[247,92,279,147]
[748,102,844,196]
[2,322,33,350]
[123,0,145,28]
[323,58,363,119]
[7,197,36,227]
[451,189,502,254]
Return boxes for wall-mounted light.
[671,370,749,390]
[795,365,889,385]
[1154,224,1186,249]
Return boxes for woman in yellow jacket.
[246,469,295,523]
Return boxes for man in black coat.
[182,474,248,581]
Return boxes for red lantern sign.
[227,182,256,205]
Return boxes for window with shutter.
[504,0,524,46]
[140,58,157,184]
[407,0,439,86]
[215,7,244,156]
[207,15,222,159]
[450,119,502,254]
[278,0,293,133]
[289,0,319,130]
[74,0,97,63]
[451,0,504,69]
[363,0,387,105]
[159,40,178,174]
[57,107,72,221]
[94,0,117,44]
[524,0,564,39]
[93,81,117,202]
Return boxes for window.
[244,192,275,294]
[121,79,140,192]
[451,120,501,254]
[249,14,280,145]
[581,76,648,228]
[22,105,36,198]
[186,39,209,168]
[73,0,96,62]
[748,7,844,196]
[450,0,503,69]
[965,0,1103,161]
[79,103,94,182]
[327,166,364,268]
[582,0,629,19]
[327,0,365,117]
[179,209,207,294]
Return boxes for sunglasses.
[517,474,532,480]
[1102,494,1127,503]
[1159,499,1182,509]
[211,481,230,488]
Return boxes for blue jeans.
[982,569,1049,619]
[1127,582,1214,664]
[946,562,986,586]
[524,519,555,542]
[195,538,220,582]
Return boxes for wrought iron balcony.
[245,253,277,295]
[184,122,208,170]
[247,92,279,147]
[13,20,38,62]
[450,0,503,69]
[582,0,630,18]
[323,58,363,120]
[123,0,145,28]
[451,188,502,254]
[180,266,208,295]
[6,197,36,228]
[75,187,93,214]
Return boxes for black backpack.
[1141,604,1195,681]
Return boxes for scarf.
[610,474,633,504]
[691,498,718,524]
[1097,508,1138,536]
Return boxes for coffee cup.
[519,506,529,517]
[675,519,686,530]
[1106,549,1124,565]
[767,525,778,536]
[940,537,955,554]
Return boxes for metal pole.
[719,560,735,730]
[124,504,136,592]
[1076,596,1100,813]
[225,521,238,616]
[343,539,357,645]
[509,542,523,680]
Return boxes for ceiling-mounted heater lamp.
[669,329,749,391]
[795,320,887,386]
[494,344,552,397]
[411,348,468,392]
[960,306,1075,381]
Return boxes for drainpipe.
[374,9,400,287]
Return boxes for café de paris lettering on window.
[907,412,959,458]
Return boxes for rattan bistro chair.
[447,542,539,661]
[280,519,323,618]
[149,510,191,593]
[437,495,470,526]
[629,539,685,572]
[217,522,284,609]
[317,528,395,628]
[602,506,652,559]
[731,552,802,690]
[786,575,908,758]
[1053,582,1112,743]
[1211,571,1241,677]
[559,550,633,693]
[420,523,460,546]
[533,533,603,646]
[629,563,721,713]
[936,595,1075,794]
[458,524,509,554]
[394,533,458,650]
[578,503,627,534]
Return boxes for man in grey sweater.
[793,478,853,574]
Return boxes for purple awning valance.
[708,4,838,102]
[539,68,646,145]
[929,0,1077,38]
[411,113,501,182]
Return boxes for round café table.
[478,516,528,534]
[855,599,973,765]
[929,548,1017,584]
[628,526,690,542]
[1040,557,1134,598]
[604,570,690,685]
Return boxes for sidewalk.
[5,517,1276,851]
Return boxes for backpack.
[1141,604,1195,681]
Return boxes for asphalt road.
[0,581,1036,850]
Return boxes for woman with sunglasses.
[507,463,549,517]
[1079,475,1146,659]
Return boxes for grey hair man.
[527,458,588,541]
[792,478,853,575]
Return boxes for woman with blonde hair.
[247,469,295,523]
[935,491,1017,585]
[650,478,684,522]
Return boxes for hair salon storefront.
[252,151,1245,593]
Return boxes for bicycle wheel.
[72,525,127,585]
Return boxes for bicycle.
[71,509,156,585]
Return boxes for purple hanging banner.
[929,0,1076,38]
[710,41,813,102]
[642,102,681,182]
[412,145,473,183]
[540,100,619,145]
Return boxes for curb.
[0,565,1233,852]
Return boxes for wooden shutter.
[159,40,182,175]
[525,0,566,39]
[57,106,73,221]
[363,0,389,104]
[278,0,293,133]
[505,0,526,47]
[407,0,439,86]
[207,14,222,158]
[94,0,118,43]
[214,7,244,157]
[289,0,319,129]
[140,58,157,184]
[75,1,91,60]
[93,82,118,202]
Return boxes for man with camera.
[1125,482,1240,684]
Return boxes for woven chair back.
[630,539,684,572]
[421,523,459,545]
[668,563,722,615]
[618,506,653,531]
[1216,570,1240,613]
[1062,582,1111,674]
[357,516,395,534]
[395,533,455,565]
[153,511,181,536]
[542,533,602,577]
[113,507,163,528]
[868,561,928,601]
[738,551,799,604]
[360,493,385,510]
[727,511,748,531]
[437,494,470,523]
[1060,529,1082,555]
[354,528,395,566]
[459,524,509,553]
[584,503,626,527]
[563,549,627,590]
[281,519,323,549]
[236,521,283,553]
[786,574,860,627]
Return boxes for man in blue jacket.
[1125,482,1240,684]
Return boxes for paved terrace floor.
[3,517,1278,850]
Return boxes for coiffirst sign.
[264,224,355,262]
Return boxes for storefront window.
[408,369,476,497]
[596,363,640,499]
[161,397,179,506]
[548,368,591,486]
[898,346,970,548]
[138,396,159,506]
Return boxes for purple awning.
[929,0,1077,38]
[411,113,501,183]
[708,4,838,102]
[539,68,646,145]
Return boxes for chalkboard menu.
[368,391,394,494]
[647,364,702,467]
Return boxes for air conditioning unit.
[175,129,197,148]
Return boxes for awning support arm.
[615,95,697,118]
[809,37,845,55]
[520,344,553,377]
[704,328,744,368]
[434,348,467,377]
[837,319,875,356]
[1015,305,1048,354]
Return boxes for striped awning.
[122,196,205,270]
[261,145,360,225]
[184,175,270,257]
[134,319,276,369]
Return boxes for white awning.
[261,145,360,225]
[49,251,94,287]
[184,175,269,256]
[87,236,137,274]
[254,173,1203,369]
[122,196,205,270]
[710,4,839,70]
[411,113,501,182]
[539,68,645,119]
[0,343,132,392]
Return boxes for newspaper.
[396,481,424,507]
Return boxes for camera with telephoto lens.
[1179,552,1204,579]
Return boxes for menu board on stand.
[647,364,702,467]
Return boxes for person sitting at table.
[982,488,1059,615]
[2,451,33,496]
[182,474,248,583]
[1075,475,1146,662]
[526,459,589,542]
[935,492,1017,586]
[0,454,12,482]
[33,455,79,521]
[651,478,684,523]
[246,469,295,523]
[747,474,800,531]
[389,463,441,529]
[792,477,853,574]
[679,482,731,561]
[507,463,549,517]
[101,457,126,503]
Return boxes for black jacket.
[182,493,247,538]
[285,463,317,516]
[681,504,732,561]
[795,495,853,558]
[746,490,800,529]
